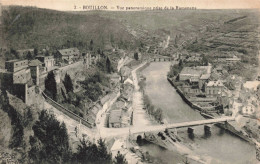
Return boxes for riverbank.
[132,62,156,127]
[140,62,257,164]
[137,62,167,124]
[167,77,255,145]
[138,62,210,164]
[167,77,221,114]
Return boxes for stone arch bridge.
[131,116,235,140]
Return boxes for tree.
[81,71,110,101]
[154,108,163,122]
[175,35,178,45]
[110,34,114,45]
[106,57,112,73]
[75,138,112,164]
[10,48,20,59]
[202,54,209,66]
[114,151,127,164]
[45,71,57,101]
[26,51,33,60]
[90,39,94,51]
[179,59,183,67]
[64,73,74,93]
[29,110,72,163]
[45,51,50,56]
[148,105,155,115]
[84,83,102,102]
[33,48,38,56]
[134,52,139,60]
[97,138,112,162]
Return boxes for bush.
[81,71,110,101]
[143,94,163,123]
[114,151,127,164]
[64,73,74,93]
[44,71,57,101]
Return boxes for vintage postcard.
[0,0,260,163]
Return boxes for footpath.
[132,62,154,127]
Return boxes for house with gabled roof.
[55,48,80,64]
[205,80,224,97]
[109,110,122,128]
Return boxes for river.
[140,62,257,164]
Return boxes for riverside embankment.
[167,76,254,143]
[140,62,258,164]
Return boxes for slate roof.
[29,59,42,67]
[207,80,224,87]
[58,48,79,56]
[200,74,211,80]
[180,67,204,76]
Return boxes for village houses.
[0,47,91,105]
[55,48,80,65]
[205,80,225,97]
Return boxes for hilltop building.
[0,47,92,105]
[0,59,34,104]
[36,56,55,71]
[29,59,42,85]
[3,59,32,85]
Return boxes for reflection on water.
[140,62,257,164]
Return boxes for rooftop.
[29,59,42,67]
[58,48,79,56]
[243,81,260,91]
[207,80,224,87]
[17,49,34,52]
[200,74,211,80]
[100,94,111,105]
[109,110,122,123]
[180,66,211,76]
[124,78,133,85]
[36,55,54,59]
[6,59,28,63]
[120,66,131,77]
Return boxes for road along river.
[140,62,257,164]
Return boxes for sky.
[1,0,260,11]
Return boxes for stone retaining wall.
[167,78,220,112]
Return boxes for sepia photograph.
[0,0,260,163]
